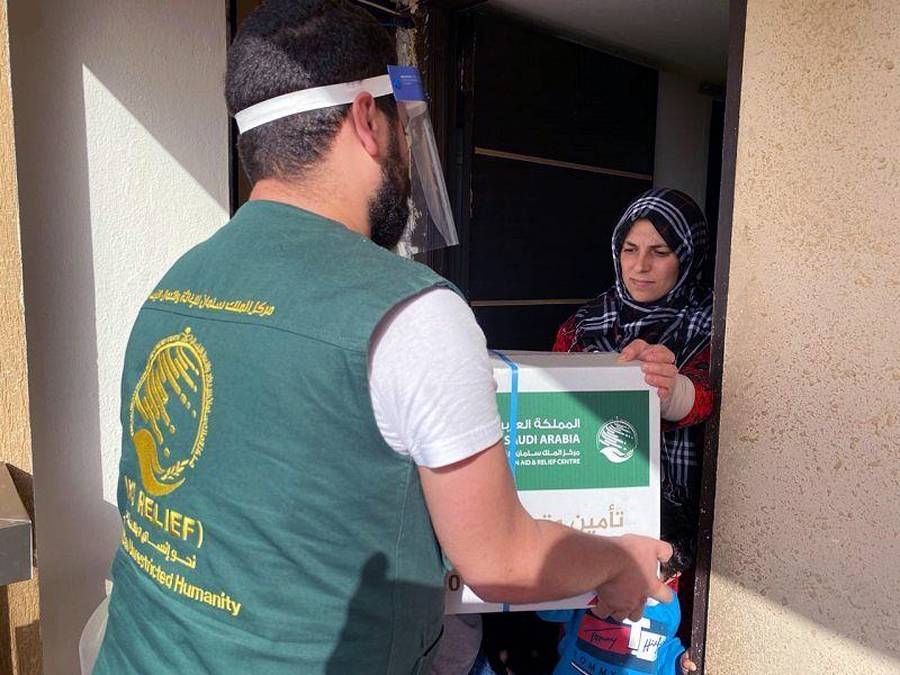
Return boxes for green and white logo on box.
[497,390,650,491]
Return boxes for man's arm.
[419,441,673,620]
[371,289,672,620]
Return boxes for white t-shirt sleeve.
[368,287,502,468]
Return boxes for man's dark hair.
[226,0,398,184]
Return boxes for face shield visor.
[233,66,458,253]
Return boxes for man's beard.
[368,130,411,250]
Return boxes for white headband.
[233,74,394,134]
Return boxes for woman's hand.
[680,650,697,674]
[617,339,679,400]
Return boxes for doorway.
[226,1,746,672]
[420,2,744,673]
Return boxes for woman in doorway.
[555,187,714,568]
[441,189,714,675]
[550,188,715,668]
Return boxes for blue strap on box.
[490,350,519,612]
[490,350,519,479]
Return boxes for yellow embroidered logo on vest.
[129,327,213,496]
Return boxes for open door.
[443,12,660,351]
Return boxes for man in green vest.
[93,1,674,673]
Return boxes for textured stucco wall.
[707,1,900,673]
[0,1,41,672]
[9,1,229,672]
[654,70,712,208]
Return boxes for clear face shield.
[233,66,458,254]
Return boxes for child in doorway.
[538,575,696,675]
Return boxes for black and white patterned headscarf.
[572,188,713,368]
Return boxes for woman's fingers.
[641,362,678,378]
[617,339,649,362]
[643,374,675,388]
[643,374,674,400]
[638,344,676,364]
[618,341,676,365]
[641,362,678,401]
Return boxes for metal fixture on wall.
[0,463,32,587]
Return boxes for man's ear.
[348,92,383,159]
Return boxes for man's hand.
[618,339,678,401]
[591,534,673,622]
[419,443,675,607]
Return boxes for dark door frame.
[687,1,747,670]
[417,1,747,672]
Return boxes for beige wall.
[0,1,40,672]
[9,1,229,672]
[707,1,900,673]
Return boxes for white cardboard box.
[445,351,660,614]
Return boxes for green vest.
[95,201,450,674]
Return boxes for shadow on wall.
[10,2,228,206]
[9,2,116,674]
[8,1,228,673]
[15,620,42,675]
[0,586,42,675]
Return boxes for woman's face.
[619,219,680,303]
